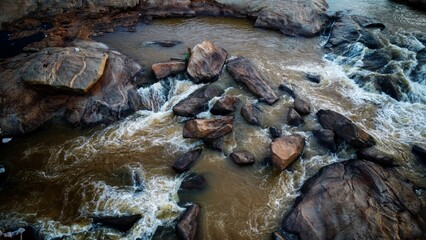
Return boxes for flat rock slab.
[317,109,375,148]
[227,57,279,105]
[173,85,224,117]
[187,40,227,83]
[271,134,305,171]
[22,46,108,94]
[152,60,186,79]
[183,116,233,140]
[283,160,423,240]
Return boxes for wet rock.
[172,149,203,173]
[364,73,409,101]
[288,108,304,126]
[92,214,142,232]
[0,165,5,188]
[227,57,279,105]
[357,147,396,167]
[173,85,224,117]
[187,40,227,83]
[362,48,392,71]
[294,97,312,115]
[152,61,186,79]
[269,126,282,139]
[305,73,321,84]
[230,151,255,165]
[202,137,226,152]
[271,134,305,171]
[272,231,288,240]
[179,173,207,191]
[210,95,240,115]
[241,103,262,126]
[144,40,182,47]
[326,14,363,49]
[283,160,423,240]
[176,204,200,240]
[0,226,38,240]
[359,30,385,49]
[412,145,426,162]
[317,109,376,148]
[183,116,233,140]
[278,84,296,98]
[313,129,337,153]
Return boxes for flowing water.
[1,1,425,239]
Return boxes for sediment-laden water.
[0,1,425,239]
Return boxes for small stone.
[183,116,234,140]
[294,97,312,115]
[230,151,256,165]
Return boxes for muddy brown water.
[0,1,425,239]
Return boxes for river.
[0,1,425,239]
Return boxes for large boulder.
[316,109,376,148]
[227,57,279,105]
[182,116,234,140]
[283,160,423,240]
[173,85,224,117]
[271,134,305,171]
[152,60,186,79]
[172,149,203,173]
[176,204,200,240]
[210,95,240,115]
[186,40,227,83]
[92,214,142,232]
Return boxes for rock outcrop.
[173,85,224,117]
[176,204,200,240]
[186,40,227,83]
[271,134,305,171]
[283,160,423,240]
[316,109,376,148]
[0,40,143,137]
[152,60,186,79]
[182,116,234,140]
[227,57,279,105]
[172,149,203,173]
[210,95,240,115]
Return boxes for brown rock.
[288,108,304,126]
[173,85,224,117]
[230,151,255,165]
[187,40,227,83]
[176,204,200,240]
[294,97,312,115]
[152,60,186,79]
[210,95,240,115]
[283,160,423,240]
[271,135,305,171]
[183,116,233,140]
[313,129,337,153]
[317,109,375,148]
[227,57,279,105]
[179,173,207,191]
[241,102,262,126]
[172,149,203,173]
[357,147,396,167]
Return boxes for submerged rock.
[227,57,279,105]
[173,85,224,117]
[313,129,337,153]
[294,97,312,115]
[241,102,263,126]
[278,84,297,98]
[152,60,186,79]
[176,204,200,240]
[269,126,282,139]
[187,40,227,83]
[179,173,207,191]
[271,134,305,171]
[144,40,182,47]
[183,116,233,140]
[288,108,304,126]
[230,151,256,165]
[92,214,142,232]
[172,149,203,173]
[210,95,240,115]
[317,109,376,148]
[283,160,423,240]
[357,147,396,167]
[305,73,321,84]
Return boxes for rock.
[363,73,409,101]
[179,173,207,191]
[227,57,279,105]
[0,226,38,240]
[0,40,143,137]
[21,46,108,94]
[278,84,296,98]
[305,73,321,83]
[271,134,305,171]
[272,231,288,240]
[288,108,304,126]
[144,40,182,47]
[359,30,385,49]
[269,126,282,139]
[173,85,224,117]
[152,61,186,79]
[326,14,363,49]
[362,48,392,71]
[210,95,240,115]
[230,151,255,165]
[186,40,227,83]
[0,165,5,187]
[182,116,233,140]
[241,103,262,126]
[202,137,226,152]
[412,145,426,162]
[172,149,203,173]
[316,109,376,148]
[294,97,312,115]
[283,160,423,240]
[357,147,396,167]
[176,204,200,240]
[92,214,142,232]
[313,129,337,153]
